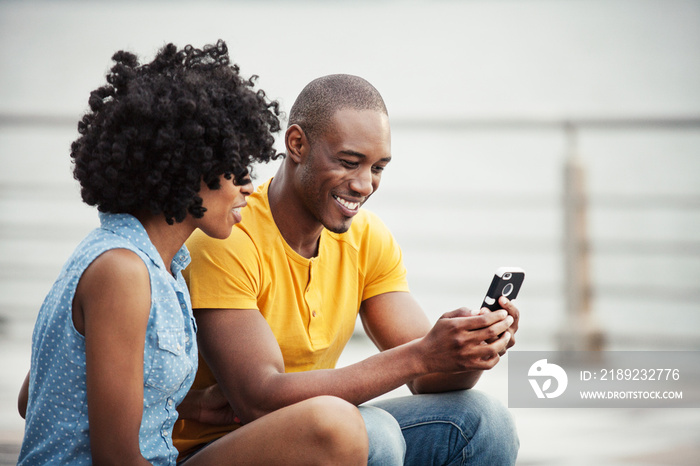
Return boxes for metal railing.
[392,115,700,350]
[2,112,700,350]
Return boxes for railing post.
[557,122,605,352]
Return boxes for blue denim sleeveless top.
[19,213,198,465]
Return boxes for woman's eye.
[234,176,251,186]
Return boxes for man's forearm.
[198,305,513,424]
[409,370,483,394]
[227,339,428,423]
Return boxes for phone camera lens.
[502,283,514,297]
[503,273,512,280]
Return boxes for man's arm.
[195,299,513,424]
[360,291,520,393]
[176,383,240,425]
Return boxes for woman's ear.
[285,124,307,164]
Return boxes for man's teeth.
[334,195,359,210]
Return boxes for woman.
[17,40,367,466]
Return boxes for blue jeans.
[359,390,519,466]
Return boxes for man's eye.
[372,165,386,173]
[341,160,359,168]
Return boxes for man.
[173,74,519,465]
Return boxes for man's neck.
[267,167,324,259]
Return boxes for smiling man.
[173,75,520,465]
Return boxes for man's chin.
[326,219,352,234]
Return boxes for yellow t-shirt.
[173,179,409,456]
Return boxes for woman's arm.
[73,249,153,466]
[18,371,29,419]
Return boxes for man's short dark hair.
[71,40,281,224]
[288,74,387,144]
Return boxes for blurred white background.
[1,1,699,464]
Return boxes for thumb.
[440,307,476,319]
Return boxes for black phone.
[481,267,525,311]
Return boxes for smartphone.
[481,267,525,311]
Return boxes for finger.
[437,310,507,334]
[495,330,512,356]
[499,297,520,318]
[441,307,474,319]
[471,341,504,369]
[498,331,512,356]
[505,329,516,349]
[476,309,511,330]
[499,297,520,331]
[474,314,514,342]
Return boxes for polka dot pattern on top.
[18,212,197,466]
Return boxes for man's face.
[297,108,392,234]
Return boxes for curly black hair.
[71,40,281,224]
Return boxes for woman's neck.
[133,212,194,274]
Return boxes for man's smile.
[332,194,361,212]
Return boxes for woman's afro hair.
[71,40,282,224]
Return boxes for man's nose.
[349,168,374,197]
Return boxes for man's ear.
[285,124,308,164]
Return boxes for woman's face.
[196,174,254,239]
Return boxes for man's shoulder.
[238,180,275,229]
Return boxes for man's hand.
[178,383,240,425]
[418,306,514,374]
[361,291,514,394]
[481,296,520,355]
